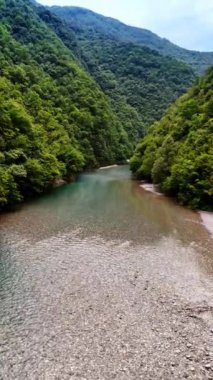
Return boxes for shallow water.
[0,166,212,379]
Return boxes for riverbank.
[99,164,119,170]
[139,181,213,238]
[199,211,213,237]
[140,182,162,196]
[1,165,213,379]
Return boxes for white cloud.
[38,0,213,51]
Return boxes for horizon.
[38,0,213,52]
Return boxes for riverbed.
[0,166,212,379]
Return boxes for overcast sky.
[39,0,213,52]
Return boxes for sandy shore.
[140,183,213,238]
[140,182,162,196]
[199,211,213,237]
[99,164,119,170]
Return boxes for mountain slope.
[0,0,131,208]
[130,67,213,210]
[50,6,213,75]
[41,5,196,132]
[35,5,144,141]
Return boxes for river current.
[0,166,212,379]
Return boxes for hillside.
[0,0,212,210]
[50,6,213,75]
[130,67,213,210]
[0,0,131,209]
[41,5,196,131]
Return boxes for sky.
[39,0,213,51]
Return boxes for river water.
[0,166,212,379]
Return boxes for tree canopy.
[0,1,212,210]
[130,67,213,210]
[0,0,131,209]
[47,5,196,134]
[50,6,213,75]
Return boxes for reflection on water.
[0,166,212,379]
[0,166,212,245]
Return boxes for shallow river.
[0,166,212,379]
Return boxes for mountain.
[0,0,131,209]
[40,5,196,132]
[0,1,212,210]
[50,6,213,75]
[130,67,213,210]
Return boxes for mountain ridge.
[39,4,196,132]
[50,5,213,75]
[0,0,212,210]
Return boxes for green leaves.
[0,0,130,209]
[46,5,195,142]
[131,67,213,210]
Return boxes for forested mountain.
[0,0,212,210]
[41,5,196,131]
[50,6,213,75]
[130,67,213,210]
[0,0,131,209]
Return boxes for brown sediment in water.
[140,182,213,238]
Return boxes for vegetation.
[0,0,131,209]
[48,5,196,132]
[51,6,213,75]
[130,67,213,210]
[0,1,212,210]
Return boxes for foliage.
[48,5,196,134]
[0,0,131,209]
[51,6,213,75]
[0,1,212,210]
[130,67,213,210]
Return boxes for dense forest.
[47,5,196,131]
[0,0,131,209]
[0,0,212,210]
[50,6,213,75]
[130,67,213,210]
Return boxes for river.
[0,166,212,379]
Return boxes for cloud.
[138,0,213,50]
[38,0,213,51]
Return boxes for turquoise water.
[0,166,212,379]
